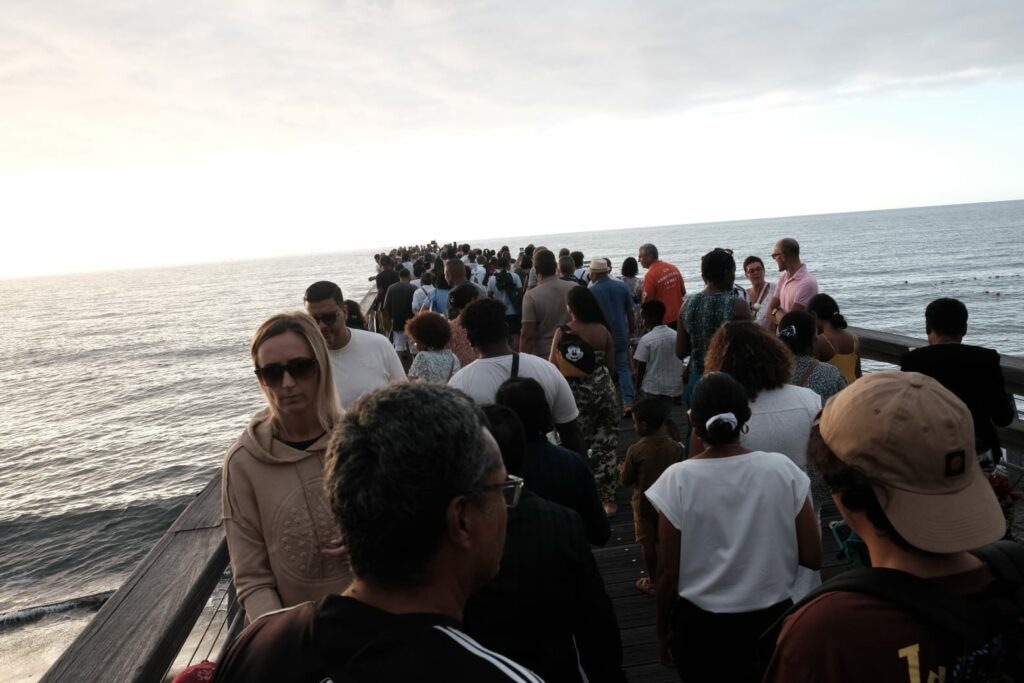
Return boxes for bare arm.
[796,497,823,570]
[733,297,752,322]
[626,306,637,337]
[675,318,691,360]
[604,329,615,373]
[655,514,680,667]
[548,327,563,365]
[519,321,538,355]
[556,418,587,457]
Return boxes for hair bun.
[832,313,848,330]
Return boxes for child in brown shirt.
[620,396,684,595]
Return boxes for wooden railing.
[41,327,1022,681]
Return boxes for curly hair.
[460,298,509,349]
[404,311,451,351]
[704,321,793,399]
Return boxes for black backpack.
[760,540,1024,682]
[494,270,523,312]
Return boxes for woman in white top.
[646,372,821,681]
[703,321,823,600]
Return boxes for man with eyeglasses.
[766,238,818,330]
[304,281,406,409]
[212,383,540,682]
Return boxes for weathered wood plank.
[42,485,228,682]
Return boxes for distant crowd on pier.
[175,237,1021,683]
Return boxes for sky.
[2,0,1023,278]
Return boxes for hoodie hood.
[238,408,332,465]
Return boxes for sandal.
[636,577,655,596]
[603,502,618,517]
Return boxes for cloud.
[1,0,1022,165]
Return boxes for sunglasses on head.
[311,312,339,326]
[254,357,318,385]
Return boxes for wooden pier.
[40,326,1024,682]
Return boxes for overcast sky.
[3,0,1023,277]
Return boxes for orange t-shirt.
[642,260,685,324]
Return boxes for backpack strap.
[510,352,519,378]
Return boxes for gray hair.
[324,383,499,587]
[639,243,659,260]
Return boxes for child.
[619,396,683,596]
[633,300,684,440]
[404,311,461,384]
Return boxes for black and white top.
[211,595,543,683]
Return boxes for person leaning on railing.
[221,313,351,622]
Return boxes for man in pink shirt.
[766,238,818,329]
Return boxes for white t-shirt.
[741,385,821,471]
[645,452,810,612]
[448,353,579,424]
[328,329,407,409]
[634,325,684,397]
[411,285,434,314]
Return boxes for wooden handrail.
[40,325,1022,682]
[41,473,228,682]
[850,327,1024,450]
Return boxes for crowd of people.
[184,236,1022,682]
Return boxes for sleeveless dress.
[828,336,859,385]
[559,345,620,504]
[681,291,737,404]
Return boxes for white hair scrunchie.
[778,325,798,338]
[705,412,738,432]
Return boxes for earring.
[741,424,749,434]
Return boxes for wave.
[0,591,113,632]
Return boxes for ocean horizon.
[2,198,1023,678]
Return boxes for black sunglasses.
[311,312,339,326]
[254,357,318,385]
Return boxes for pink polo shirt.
[777,265,818,311]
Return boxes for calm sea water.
[1,200,1023,676]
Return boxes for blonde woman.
[222,313,350,621]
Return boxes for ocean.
[2,199,1023,678]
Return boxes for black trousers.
[669,596,791,683]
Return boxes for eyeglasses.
[714,248,734,255]
[473,474,524,508]
[254,357,318,385]
[771,252,783,259]
[311,312,339,326]
[746,266,765,274]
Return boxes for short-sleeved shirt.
[645,452,810,612]
[408,349,460,384]
[740,385,821,471]
[520,278,578,356]
[776,265,818,312]
[621,435,683,519]
[589,277,633,347]
[328,329,407,409]
[210,595,542,683]
[448,353,579,424]
[766,565,995,683]
[790,355,847,403]
[633,325,684,397]
[382,281,418,332]
[641,260,685,325]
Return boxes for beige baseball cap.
[818,371,1004,553]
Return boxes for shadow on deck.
[595,404,851,683]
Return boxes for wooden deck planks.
[596,405,855,682]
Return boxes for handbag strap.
[510,352,520,378]
[795,359,819,387]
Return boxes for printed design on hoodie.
[274,481,347,581]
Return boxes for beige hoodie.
[222,409,351,620]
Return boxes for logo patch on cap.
[944,451,966,477]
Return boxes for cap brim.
[874,470,1005,553]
